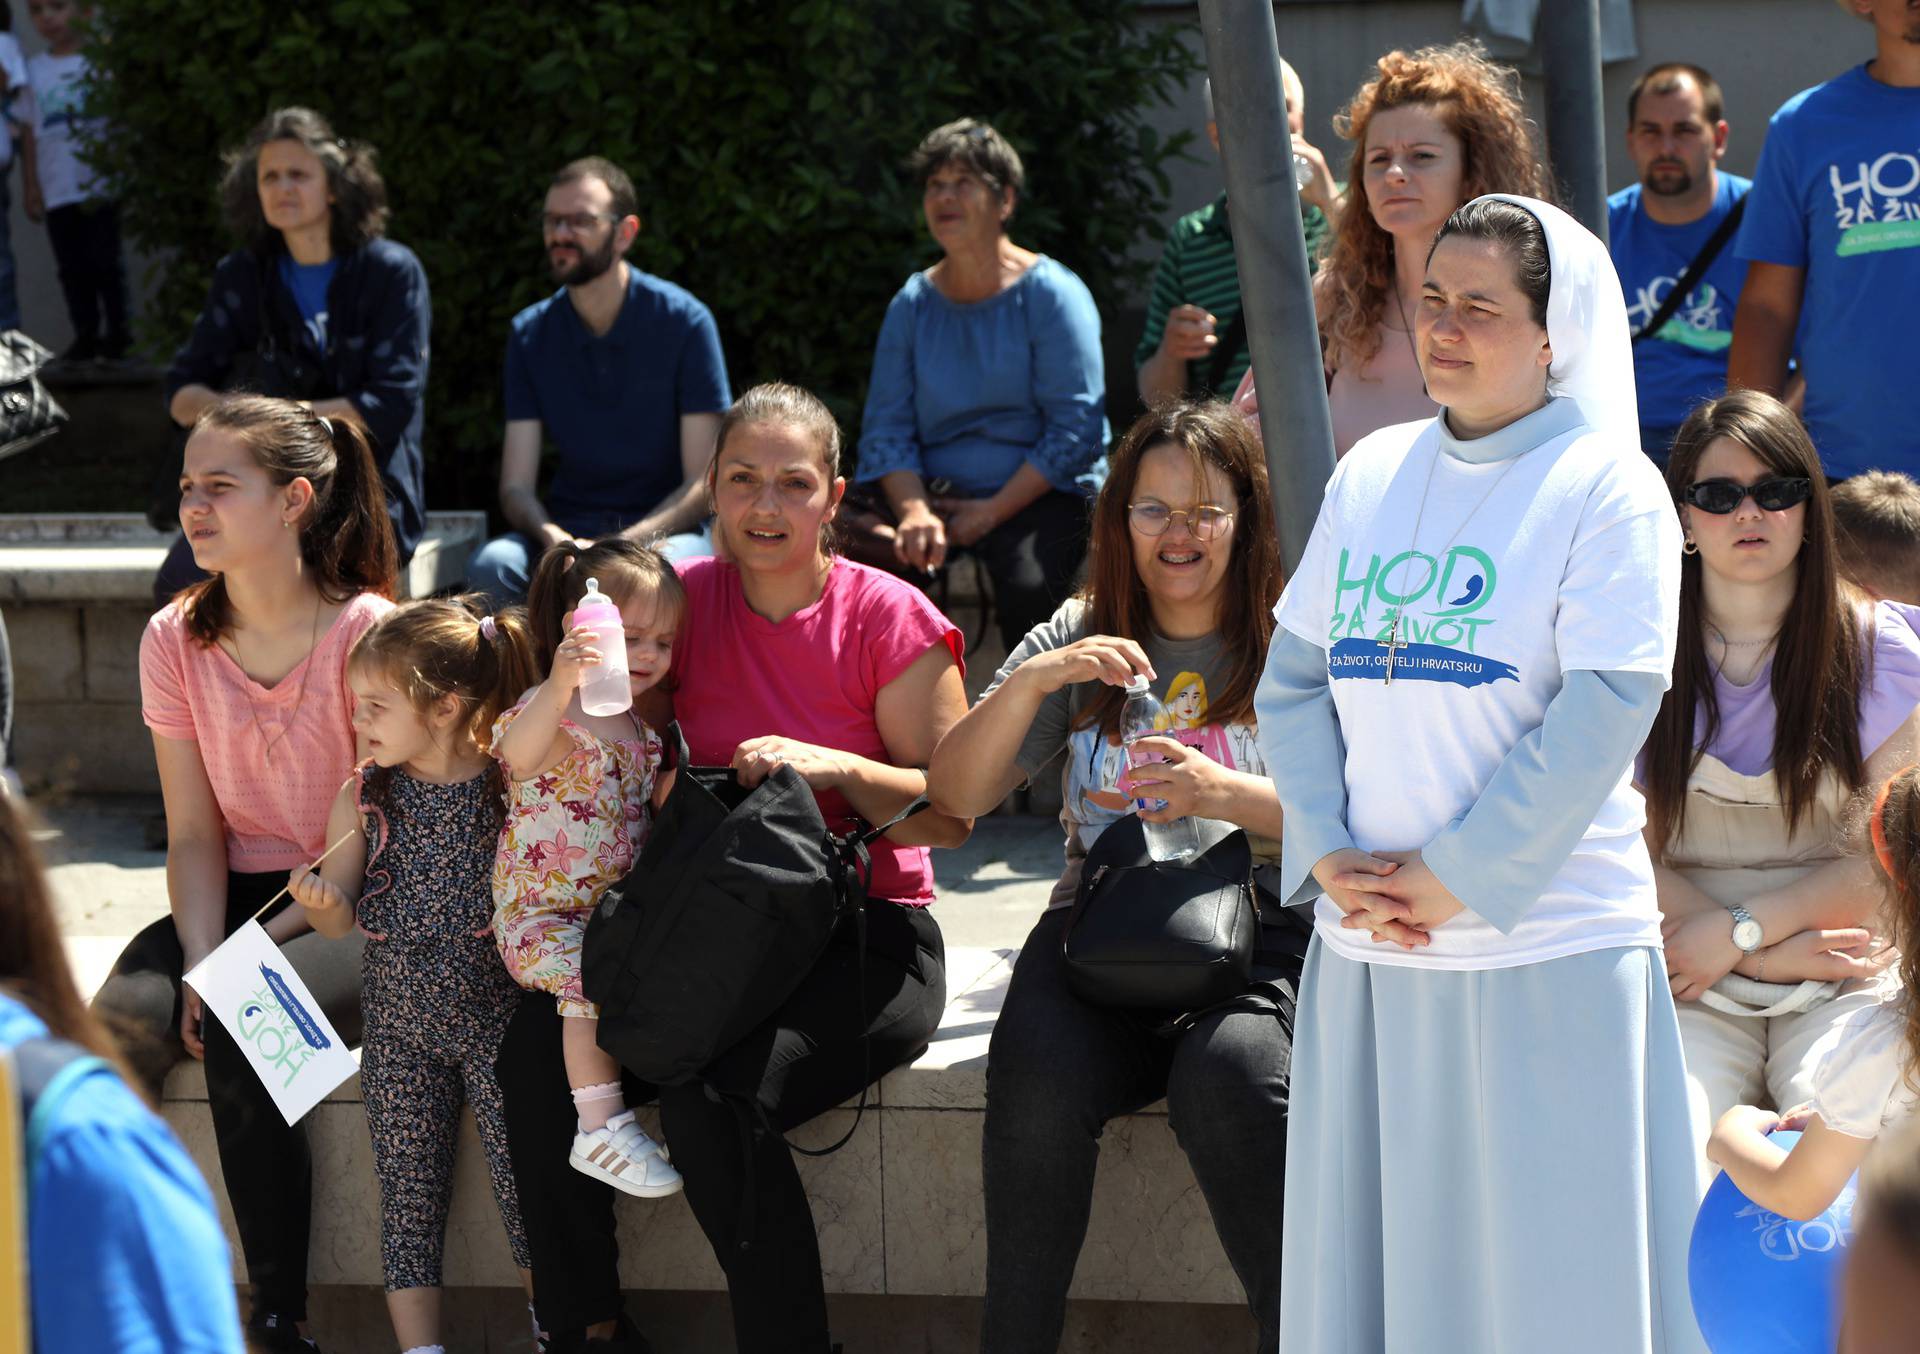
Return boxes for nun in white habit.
[1256,195,1705,1353]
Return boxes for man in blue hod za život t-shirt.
[1607,61,1751,465]
[1729,0,1920,481]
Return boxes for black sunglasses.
[1681,476,1814,514]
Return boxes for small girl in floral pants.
[492,539,684,1197]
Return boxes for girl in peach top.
[96,394,396,1351]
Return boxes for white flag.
[184,921,356,1124]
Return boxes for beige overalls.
[1665,751,1891,1191]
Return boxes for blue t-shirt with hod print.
[1737,63,1920,479]
[1608,173,1751,447]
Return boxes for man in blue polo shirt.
[468,156,732,602]
[1607,62,1750,464]
[1729,0,1920,479]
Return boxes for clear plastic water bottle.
[572,577,632,716]
[1121,676,1200,863]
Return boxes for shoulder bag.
[1061,812,1259,1012]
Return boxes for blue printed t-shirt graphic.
[1325,543,1519,689]
[1736,65,1920,478]
[1608,174,1751,434]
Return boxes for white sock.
[571,1080,626,1134]
[401,1346,446,1354]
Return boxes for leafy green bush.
[85,0,1196,509]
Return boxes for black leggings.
[498,900,945,1354]
[91,871,364,1321]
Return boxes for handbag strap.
[851,795,930,848]
[1153,976,1296,1039]
[1630,195,1747,345]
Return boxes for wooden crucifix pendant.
[1382,616,1409,686]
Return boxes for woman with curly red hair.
[1234,40,1550,457]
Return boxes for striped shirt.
[1134,192,1332,398]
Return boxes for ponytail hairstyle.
[179,395,398,646]
[346,596,541,849]
[347,595,541,758]
[524,538,686,680]
[1870,765,1920,1094]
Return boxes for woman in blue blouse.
[157,107,431,605]
[857,118,1107,650]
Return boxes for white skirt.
[1280,937,1706,1354]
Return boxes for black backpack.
[582,722,919,1093]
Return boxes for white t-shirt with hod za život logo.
[1274,399,1681,970]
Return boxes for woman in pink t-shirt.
[661,383,970,1350]
[94,395,395,1351]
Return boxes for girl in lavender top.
[1640,389,1920,1189]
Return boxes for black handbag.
[1061,813,1259,1012]
[582,721,921,1100]
[0,331,68,465]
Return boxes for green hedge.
[86,0,1196,511]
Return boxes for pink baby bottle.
[573,577,631,716]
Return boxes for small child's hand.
[288,862,349,915]
[1707,1103,1781,1165]
[549,623,603,692]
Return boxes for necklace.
[1380,442,1523,685]
[1391,278,1421,371]
[227,596,324,765]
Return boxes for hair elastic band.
[479,615,497,641]
[1870,767,1916,882]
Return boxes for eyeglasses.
[1127,502,1235,539]
[538,210,619,236]
[1681,476,1814,514]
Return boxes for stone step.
[67,935,1241,1307]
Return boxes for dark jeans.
[91,871,365,1321]
[965,490,1088,653]
[501,900,944,1353]
[844,487,1089,653]
[46,198,129,348]
[980,908,1298,1354]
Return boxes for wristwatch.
[1728,904,1764,955]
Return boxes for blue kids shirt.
[503,268,732,537]
[1736,64,1920,479]
[857,257,1108,498]
[1608,173,1752,455]
[276,254,338,349]
[0,993,244,1352]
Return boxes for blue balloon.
[1688,1131,1859,1353]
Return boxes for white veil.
[1475,194,1639,447]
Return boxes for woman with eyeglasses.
[158,107,430,607]
[1638,388,1920,1187]
[852,117,1107,653]
[928,400,1302,1353]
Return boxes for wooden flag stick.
[247,829,361,925]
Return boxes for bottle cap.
[1123,675,1150,695]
